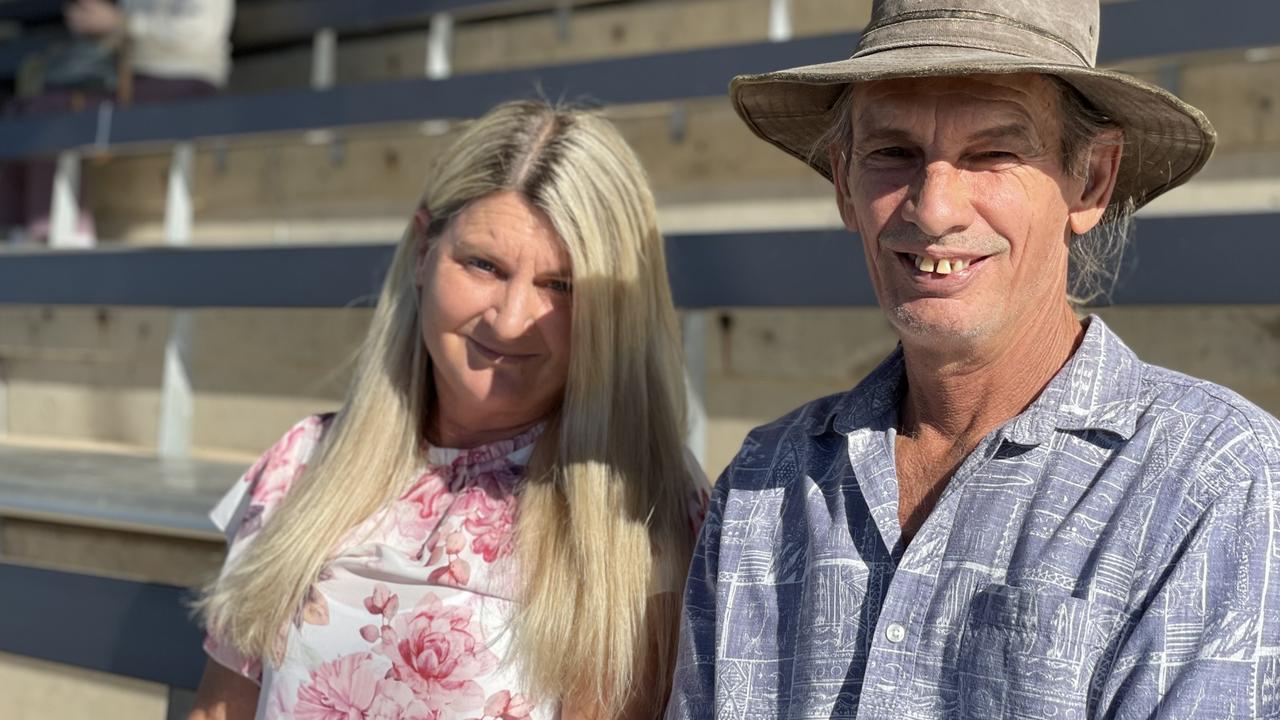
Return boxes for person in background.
[1,0,234,244]
[190,100,709,720]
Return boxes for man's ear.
[1068,130,1123,235]
[828,144,859,232]
[412,207,432,284]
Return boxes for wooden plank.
[453,0,774,75]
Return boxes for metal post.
[768,0,793,42]
[426,13,454,80]
[682,312,709,468]
[156,143,195,459]
[311,27,337,89]
[0,359,8,438]
[49,151,90,248]
[554,1,573,43]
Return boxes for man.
[667,1,1279,718]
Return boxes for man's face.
[835,74,1088,350]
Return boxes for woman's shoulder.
[209,413,335,541]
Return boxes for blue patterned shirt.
[667,317,1280,719]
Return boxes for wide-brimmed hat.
[731,0,1216,212]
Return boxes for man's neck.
[898,304,1085,443]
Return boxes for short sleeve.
[202,413,332,682]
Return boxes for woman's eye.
[546,279,573,295]
[976,150,1018,161]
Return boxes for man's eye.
[467,258,498,273]
[872,147,911,159]
[976,150,1018,161]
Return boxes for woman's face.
[415,191,573,444]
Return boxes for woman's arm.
[187,660,260,720]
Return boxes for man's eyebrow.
[851,120,1046,149]
[850,126,916,148]
[968,123,1044,149]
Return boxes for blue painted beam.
[0,562,207,690]
[0,213,1274,308]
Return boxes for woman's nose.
[487,281,540,341]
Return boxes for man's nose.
[487,281,540,341]
[901,162,975,238]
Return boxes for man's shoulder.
[1137,362,1280,466]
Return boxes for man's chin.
[888,303,992,345]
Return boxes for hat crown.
[861,0,1101,68]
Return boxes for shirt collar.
[1003,315,1144,445]
[823,315,1143,444]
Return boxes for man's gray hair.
[815,77,1134,308]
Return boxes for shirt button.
[885,622,907,643]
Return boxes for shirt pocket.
[955,583,1122,719]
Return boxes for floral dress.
[204,414,707,720]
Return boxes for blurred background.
[0,0,1276,717]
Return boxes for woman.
[191,100,708,720]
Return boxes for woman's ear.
[1068,130,1123,235]
[412,207,432,284]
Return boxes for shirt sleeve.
[202,414,330,684]
[664,462,731,720]
[1096,435,1280,718]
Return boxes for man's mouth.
[897,252,990,278]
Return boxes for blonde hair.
[198,101,699,715]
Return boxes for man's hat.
[731,0,1216,212]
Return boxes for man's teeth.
[912,255,969,274]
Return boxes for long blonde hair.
[198,100,699,715]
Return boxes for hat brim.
[731,45,1216,214]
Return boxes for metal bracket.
[156,143,195,459]
[681,312,709,468]
[312,27,337,90]
[49,151,89,248]
[768,0,793,42]
[426,13,454,80]
[555,1,573,43]
[668,103,687,144]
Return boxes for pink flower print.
[368,679,435,720]
[246,416,322,508]
[427,557,472,587]
[364,583,400,621]
[455,484,518,563]
[202,635,262,683]
[293,652,383,720]
[378,593,498,714]
[483,690,535,720]
[396,474,454,543]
